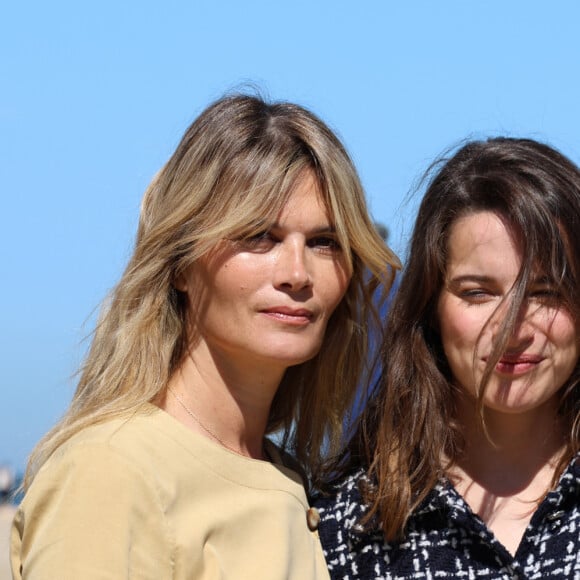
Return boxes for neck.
[161,340,285,460]
[449,394,566,555]
[452,393,565,498]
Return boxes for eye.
[458,288,495,304]
[307,235,341,253]
[236,231,278,252]
[530,288,559,297]
[529,286,562,304]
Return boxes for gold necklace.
[167,386,259,458]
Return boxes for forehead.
[275,171,330,226]
[445,211,522,278]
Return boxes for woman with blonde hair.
[11,94,399,579]
[317,137,580,579]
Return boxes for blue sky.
[2,1,580,471]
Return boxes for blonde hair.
[25,94,399,487]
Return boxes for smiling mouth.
[260,308,313,326]
[488,354,544,375]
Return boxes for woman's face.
[437,211,579,415]
[178,171,351,375]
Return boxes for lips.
[498,353,543,364]
[485,353,545,375]
[259,306,314,326]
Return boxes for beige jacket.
[11,404,329,579]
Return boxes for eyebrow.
[531,275,553,285]
[269,223,337,235]
[448,275,495,285]
[448,274,555,287]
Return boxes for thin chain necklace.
[167,386,258,458]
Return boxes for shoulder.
[13,412,175,578]
[538,453,580,529]
[529,454,580,552]
[20,407,177,515]
[312,471,367,553]
[22,412,164,507]
[314,469,369,529]
[40,403,199,476]
[312,470,384,579]
[57,407,153,457]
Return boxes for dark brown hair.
[343,137,580,540]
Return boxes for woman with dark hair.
[316,138,580,579]
[11,94,399,579]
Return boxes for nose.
[273,239,312,291]
[505,320,535,350]
[496,300,535,349]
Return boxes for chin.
[266,346,322,368]
[483,396,558,415]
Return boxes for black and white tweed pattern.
[314,457,580,579]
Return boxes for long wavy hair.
[346,137,580,540]
[24,93,399,489]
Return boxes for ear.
[172,270,189,293]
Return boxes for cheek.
[213,257,260,293]
[438,297,488,355]
[547,311,580,355]
[323,266,351,312]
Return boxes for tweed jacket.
[314,456,580,579]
